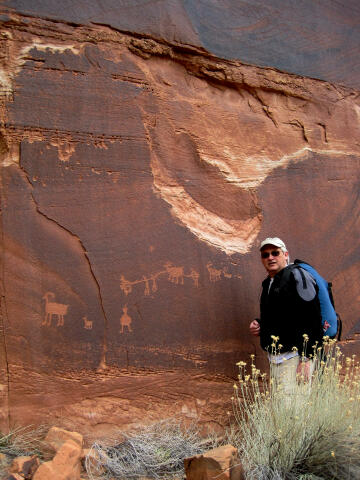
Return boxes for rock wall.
[0,3,359,440]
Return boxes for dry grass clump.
[0,424,48,457]
[230,338,360,480]
[85,418,220,480]
[0,424,48,477]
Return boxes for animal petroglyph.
[164,262,184,284]
[42,292,69,327]
[206,263,232,282]
[120,305,133,333]
[83,316,93,330]
[120,275,133,296]
[189,268,200,287]
[120,260,234,296]
[207,263,222,282]
[120,262,200,297]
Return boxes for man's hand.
[296,359,311,382]
[249,319,260,336]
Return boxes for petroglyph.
[120,260,235,296]
[120,305,133,333]
[164,262,184,284]
[0,36,123,161]
[189,268,200,287]
[42,292,69,327]
[50,138,76,162]
[206,263,232,282]
[206,263,222,282]
[143,276,151,296]
[83,316,93,330]
[120,262,200,297]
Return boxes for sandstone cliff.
[0,3,359,439]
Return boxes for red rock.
[0,3,359,440]
[45,427,83,453]
[33,440,82,480]
[9,455,40,478]
[2,1,360,88]
[184,444,244,480]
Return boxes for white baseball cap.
[259,237,287,252]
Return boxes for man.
[249,237,323,393]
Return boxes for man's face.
[261,245,289,277]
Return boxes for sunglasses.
[261,250,281,259]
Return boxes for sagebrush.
[230,338,360,480]
[85,418,220,479]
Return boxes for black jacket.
[259,266,323,358]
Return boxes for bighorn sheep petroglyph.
[42,292,69,327]
[164,262,184,284]
[206,263,222,282]
[83,316,93,330]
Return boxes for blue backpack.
[289,260,342,340]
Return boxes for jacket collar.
[262,265,289,287]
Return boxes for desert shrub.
[85,418,220,479]
[0,424,47,457]
[0,424,48,478]
[231,339,360,480]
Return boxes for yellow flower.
[331,451,335,457]
[236,361,246,367]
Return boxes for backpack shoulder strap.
[280,263,317,301]
[337,314,342,341]
[278,264,296,287]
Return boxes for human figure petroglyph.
[120,305,133,333]
[189,268,200,287]
[42,292,69,327]
[120,260,234,298]
[206,263,223,282]
[164,262,184,284]
[151,276,158,293]
[144,276,150,296]
[119,262,200,297]
[83,316,93,330]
